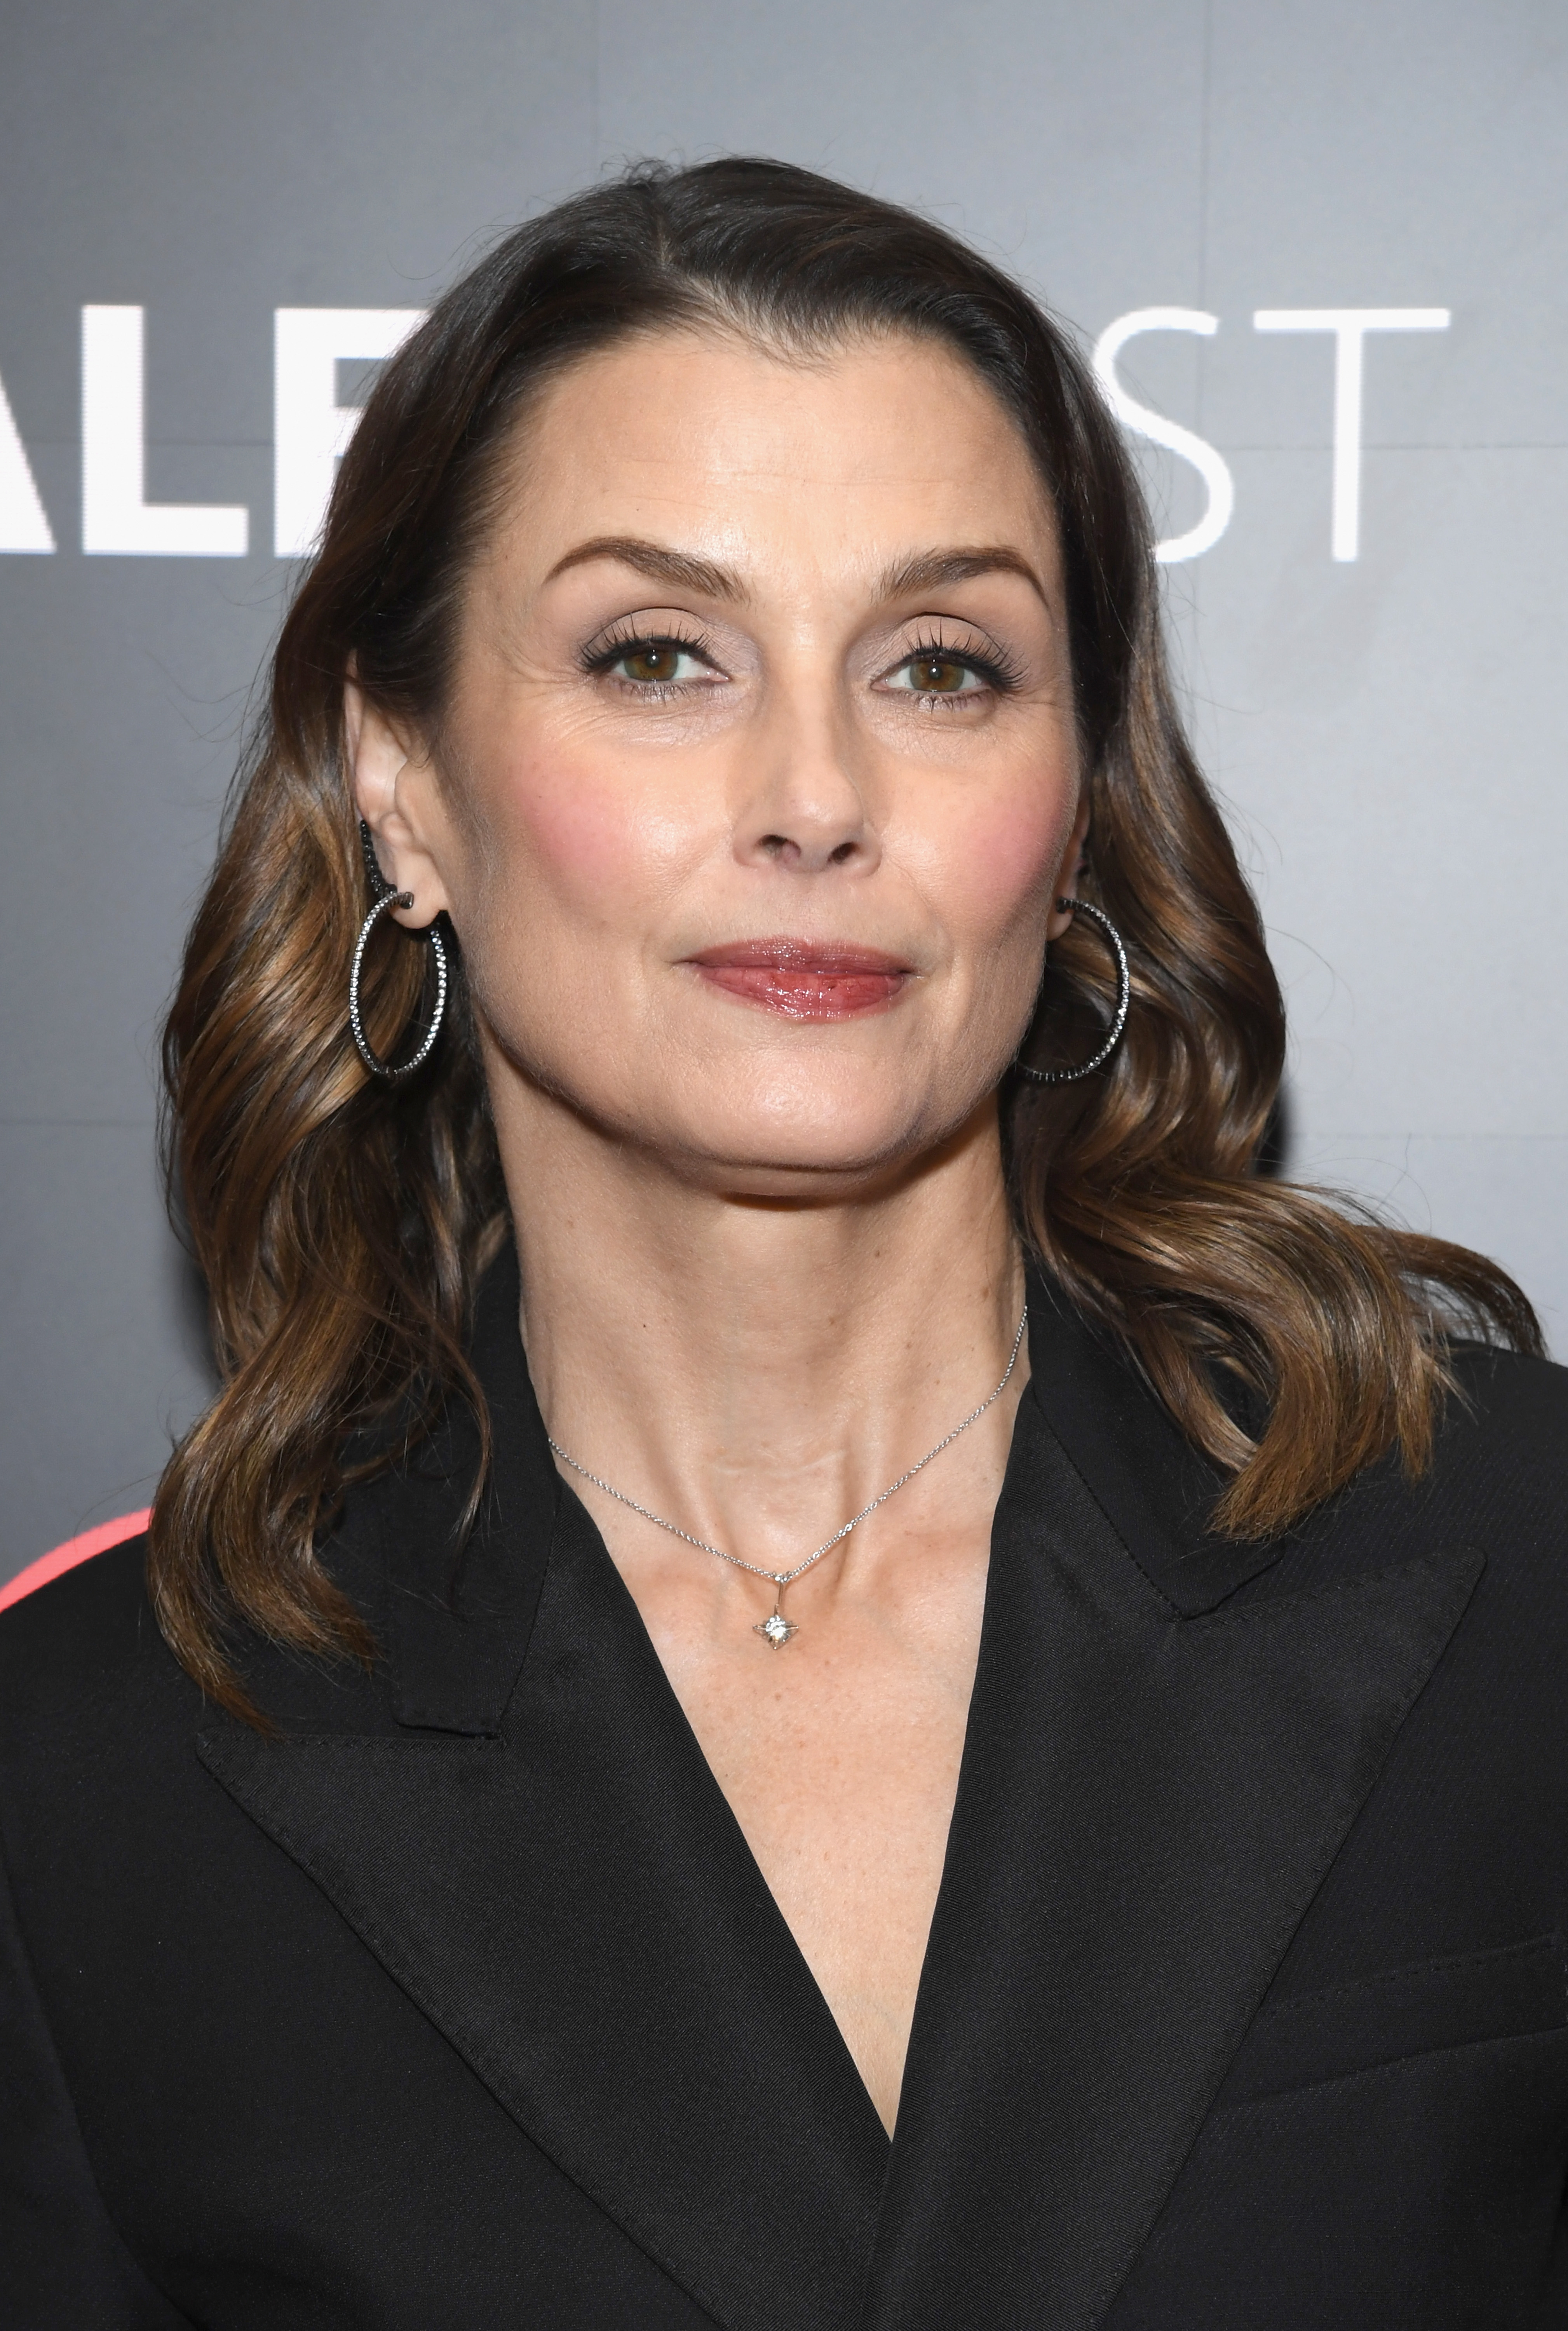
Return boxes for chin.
[498,1027,1004,1186]
[656,1078,993,1195]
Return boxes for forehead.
[495,326,1060,584]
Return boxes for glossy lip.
[685,936,916,1021]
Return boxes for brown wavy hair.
[154,157,1539,1718]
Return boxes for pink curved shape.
[0,1510,152,1614]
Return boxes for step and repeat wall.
[2,0,1563,1581]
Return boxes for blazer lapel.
[196,1256,1483,2331]
[862,1309,1484,2331]
[200,1258,887,2331]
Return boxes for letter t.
[1253,308,1450,561]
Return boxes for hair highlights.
[154,159,1539,1719]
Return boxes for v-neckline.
[539,1376,1046,2162]
[535,1463,906,2151]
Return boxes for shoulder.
[0,1531,190,1762]
[0,1526,157,1675]
[0,1501,401,1792]
[1445,1335,1568,1424]
[1254,1341,1568,1650]
[1266,1340,1568,1573]
[1280,1341,1568,1575]
[1430,1341,1568,1517]
[0,1533,212,1932]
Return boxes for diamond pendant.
[754,1609,798,1648]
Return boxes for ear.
[1045,793,1093,941]
[345,678,454,929]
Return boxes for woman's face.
[355,328,1086,1193]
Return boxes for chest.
[605,1519,991,2131]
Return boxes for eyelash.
[894,632,1023,703]
[577,623,1023,701]
[578,622,721,693]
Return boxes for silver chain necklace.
[547,1304,1028,1648]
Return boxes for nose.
[732,687,880,878]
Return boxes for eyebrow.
[544,535,748,601]
[875,547,1049,606]
[542,535,1048,611]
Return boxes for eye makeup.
[578,614,726,689]
[575,612,1028,705]
[878,622,1026,703]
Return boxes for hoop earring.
[1013,897,1130,1085]
[348,820,449,1083]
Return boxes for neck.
[494,1085,1026,1579]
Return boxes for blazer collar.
[357,1241,558,1735]
[1020,1274,1287,1612]
[205,1247,890,2331]
[862,1292,1483,2329]
[202,1256,1483,2331]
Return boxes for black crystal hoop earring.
[348,819,449,1082]
[1013,897,1131,1085]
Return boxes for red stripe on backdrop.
[0,1511,153,1614]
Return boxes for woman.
[2,159,1564,2330]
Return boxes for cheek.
[474,742,695,925]
[914,786,1073,953]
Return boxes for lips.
[687,938,913,1021]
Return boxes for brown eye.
[621,642,685,684]
[908,654,970,693]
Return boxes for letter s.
[1092,308,1234,564]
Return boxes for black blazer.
[3,1252,1567,2329]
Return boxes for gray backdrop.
[3,0,1563,1584]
